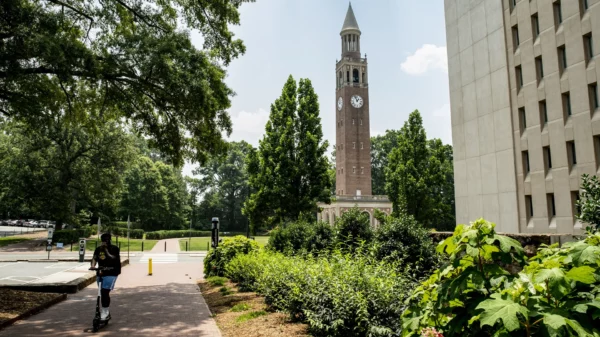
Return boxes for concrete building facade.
[445,0,600,234]
[318,4,392,226]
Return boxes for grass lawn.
[179,236,270,251]
[58,238,158,252]
[0,237,30,247]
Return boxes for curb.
[0,293,67,331]
[0,259,129,294]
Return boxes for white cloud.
[225,108,270,147]
[401,44,448,75]
[432,103,451,118]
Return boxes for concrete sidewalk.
[151,238,182,253]
[0,261,220,336]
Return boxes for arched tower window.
[339,71,343,87]
[362,72,365,84]
[353,69,359,83]
[347,71,350,83]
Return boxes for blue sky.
[185,0,449,176]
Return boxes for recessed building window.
[510,0,517,11]
[360,142,363,149]
[519,107,527,131]
[584,33,594,64]
[353,119,355,125]
[558,45,567,75]
[526,195,534,220]
[567,141,577,168]
[532,13,540,40]
[353,142,356,149]
[360,119,363,125]
[539,100,548,126]
[581,0,589,13]
[361,167,364,174]
[554,1,563,26]
[594,136,600,170]
[547,193,556,217]
[523,150,530,174]
[589,83,599,112]
[516,65,523,91]
[544,146,553,171]
[562,92,572,119]
[512,25,520,49]
[572,191,581,217]
[536,56,544,81]
[353,166,356,173]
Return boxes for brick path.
[151,238,181,253]
[0,260,221,336]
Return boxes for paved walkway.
[0,260,220,336]
[150,238,181,253]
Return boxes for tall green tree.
[1,0,254,166]
[0,119,133,228]
[119,156,190,231]
[371,129,401,195]
[244,76,331,231]
[385,110,455,229]
[191,141,253,231]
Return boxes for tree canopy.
[1,0,254,166]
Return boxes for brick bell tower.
[335,2,372,197]
[318,3,392,226]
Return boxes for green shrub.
[219,286,234,296]
[374,213,440,277]
[145,230,211,240]
[226,250,413,336]
[268,220,333,255]
[401,219,600,337]
[204,235,260,278]
[334,207,373,250]
[53,228,92,244]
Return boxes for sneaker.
[100,308,109,321]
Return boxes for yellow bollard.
[148,258,153,276]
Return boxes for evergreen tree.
[371,129,401,195]
[244,76,331,231]
[385,110,457,229]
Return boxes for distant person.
[90,233,121,320]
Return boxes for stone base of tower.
[317,195,393,227]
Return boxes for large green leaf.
[565,266,596,284]
[543,314,568,330]
[565,243,600,266]
[476,294,528,331]
[565,318,594,337]
[534,268,570,299]
[487,234,524,254]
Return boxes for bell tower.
[335,3,371,196]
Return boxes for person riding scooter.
[90,233,121,321]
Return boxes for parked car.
[0,219,8,226]
[24,220,38,228]
[38,220,50,228]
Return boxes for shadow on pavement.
[0,282,219,337]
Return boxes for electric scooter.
[89,267,110,332]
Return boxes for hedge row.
[101,227,144,239]
[53,228,93,244]
[145,230,212,240]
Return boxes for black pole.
[164,241,166,252]
[186,241,188,251]
[142,241,144,252]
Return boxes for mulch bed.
[199,280,310,337]
[0,289,66,328]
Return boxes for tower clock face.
[351,95,364,109]
[337,97,343,111]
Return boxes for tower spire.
[341,2,360,34]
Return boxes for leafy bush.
[226,250,413,336]
[207,276,227,287]
[374,213,440,276]
[268,220,333,255]
[401,218,600,337]
[53,228,92,244]
[204,235,260,278]
[145,230,211,240]
[577,173,600,232]
[231,303,251,312]
[334,207,373,250]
